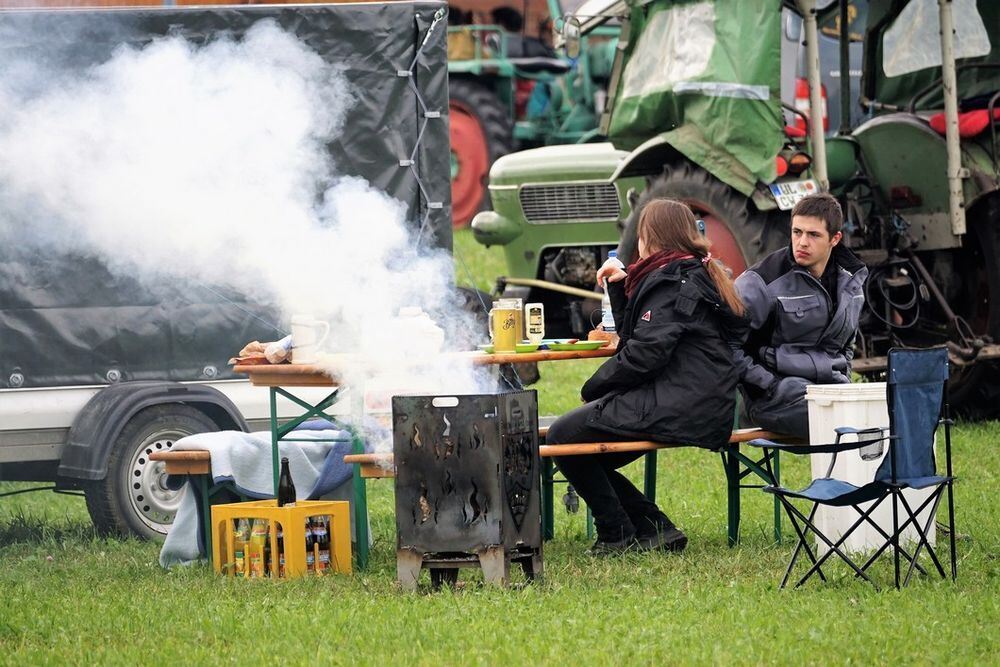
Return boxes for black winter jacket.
[582,258,749,450]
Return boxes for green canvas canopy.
[607,0,784,196]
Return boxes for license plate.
[769,179,819,211]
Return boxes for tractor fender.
[57,381,247,482]
[610,133,765,206]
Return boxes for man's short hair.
[791,192,843,237]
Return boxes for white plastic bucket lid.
[805,382,886,402]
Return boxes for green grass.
[1,229,998,664]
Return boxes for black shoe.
[636,523,688,553]
[587,534,637,557]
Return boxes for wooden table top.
[233,347,615,388]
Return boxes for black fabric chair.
[749,347,957,589]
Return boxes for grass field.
[1,229,998,665]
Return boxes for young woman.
[547,199,748,555]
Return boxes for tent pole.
[798,0,829,190]
[938,0,967,236]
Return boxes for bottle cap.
[608,250,617,258]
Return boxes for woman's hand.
[596,259,627,287]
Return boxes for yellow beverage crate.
[211,499,352,578]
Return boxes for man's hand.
[596,259,627,287]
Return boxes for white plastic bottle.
[601,251,618,333]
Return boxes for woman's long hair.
[637,198,745,316]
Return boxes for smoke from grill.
[0,19,495,449]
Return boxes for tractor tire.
[618,162,784,274]
[85,404,219,540]
[449,78,513,229]
[947,196,1000,418]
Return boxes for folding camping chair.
[749,347,958,590]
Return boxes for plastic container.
[211,499,352,578]
[601,251,617,333]
[806,383,936,555]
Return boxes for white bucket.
[805,383,936,556]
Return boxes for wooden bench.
[343,426,794,545]
[152,427,794,547]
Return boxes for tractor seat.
[928,108,1000,138]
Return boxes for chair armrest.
[748,435,892,456]
[747,438,816,455]
[835,426,888,436]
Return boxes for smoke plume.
[0,19,494,449]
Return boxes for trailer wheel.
[449,78,513,229]
[617,162,783,274]
[85,404,219,540]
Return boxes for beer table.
[233,346,615,569]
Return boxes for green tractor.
[471,0,1000,416]
[446,0,619,227]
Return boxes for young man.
[733,193,869,439]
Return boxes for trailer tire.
[84,404,219,540]
[617,163,783,274]
[449,78,514,229]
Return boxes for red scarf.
[624,250,694,298]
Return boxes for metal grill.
[519,182,620,223]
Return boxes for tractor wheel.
[449,78,513,229]
[618,162,783,274]
[84,404,219,540]
[947,196,1000,418]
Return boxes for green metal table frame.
[541,445,782,545]
[263,386,371,570]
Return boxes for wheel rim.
[126,428,187,535]
[449,101,490,229]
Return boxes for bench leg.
[772,450,782,544]
[542,458,554,541]
[352,433,370,570]
[723,447,740,547]
[198,474,213,563]
[643,450,657,503]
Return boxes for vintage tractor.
[446,0,618,227]
[472,0,1000,416]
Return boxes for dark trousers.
[547,401,665,541]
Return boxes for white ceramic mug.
[290,315,330,364]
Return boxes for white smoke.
[0,19,496,450]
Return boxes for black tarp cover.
[0,2,450,389]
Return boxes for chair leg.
[852,505,928,578]
[947,479,958,581]
[778,500,827,588]
[891,489,901,590]
[786,499,882,589]
[899,489,947,586]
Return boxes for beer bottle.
[276,524,285,578]
[234,518,251,578]
[277,457,296,507]
[264,526,272,577]
[314,516,331,574]
[248,519,268,578]
[304,519,315,573]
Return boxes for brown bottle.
[277,457,296,507]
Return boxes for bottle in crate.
[248,519,268,578]
[304,519,315,573]
[233,518,250,578]
[277,524,286,578]
[313,516,331,574]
